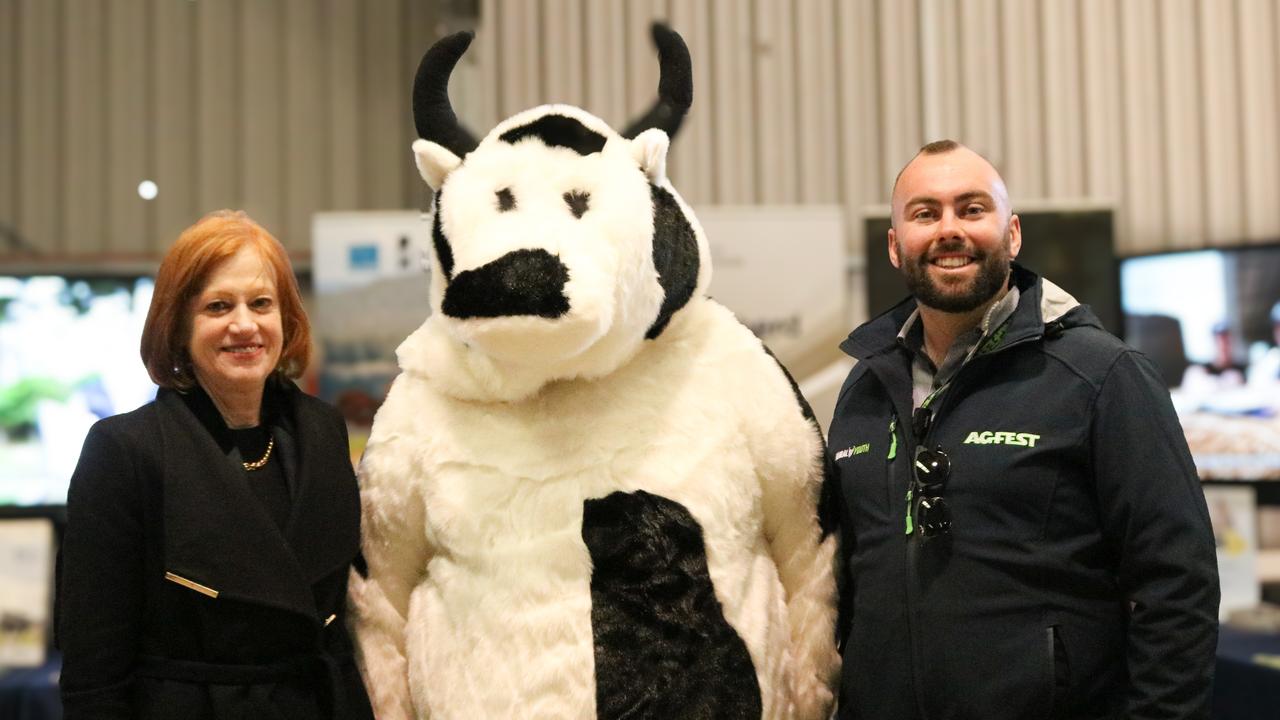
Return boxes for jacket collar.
[839,263,1093,361]
[155,380,359,621]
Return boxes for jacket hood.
[840,263,1099,361]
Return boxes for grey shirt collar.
[897,285,1021,410]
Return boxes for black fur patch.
[645,185,700,340]
[499,114,607,156]
[582,490,762,719]
[432,198,455,280]
[412,31,480,157]
[441,248,570,319]
[564,190,590,218]
[496,188,516,212]
[621,24,694,140]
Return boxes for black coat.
[57,380,374,720]
[827,266,1219,720]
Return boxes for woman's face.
[186,246,284,397]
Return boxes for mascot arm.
[754,387,841,720]
[348,440,432,720]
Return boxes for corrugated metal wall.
[2,0,1278,261]
[457,0,1278,257]
[0,0,440,260]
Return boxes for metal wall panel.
[1159,0,1206,249]
[195,0,238,220]
[17,0,60,255]
[1119,0,1167,254]
[956,0,1002,164]
[583,0,628,129]
[358,0,405,216]
[152,0,198,252]
[877,1,922,182]
[1000,0,1045,200]
[796,0,839,203]
[835,0,884,215]
[919,0,962,145]
[1238,0,1280,241]
[284,0,328,250]
[1199,0,1245,241]
[754,0,799,204]
[1041,0,1085,199]
[0,0,15,242]
[326,0,362,213]
[62,0,106,256]
[104,0,150,255]
[4,0,1280,262]
[544,0,587,108]
[1080,0,1124,206]
[710,0,757,203]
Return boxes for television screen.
[1120,244,1280,480]
[863,204,1122,337]
[0,275,157,505]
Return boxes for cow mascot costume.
[349,24,840,720]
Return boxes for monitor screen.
[863,205,1122,337]
[1120,244,1280,480]
[0,275,157,505]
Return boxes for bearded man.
[825,140,1219,719]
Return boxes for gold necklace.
[243,435,274,471]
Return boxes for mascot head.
[403,25,712,402]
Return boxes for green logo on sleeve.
[835,443,871,461]
[963,430,1041,448]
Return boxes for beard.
[898,232,1012,314]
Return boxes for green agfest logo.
[963,430,1041,448]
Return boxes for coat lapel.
[156,388,318,619]
[275,384,362,586]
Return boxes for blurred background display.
[1121,245,1280,481]
[0,275,157,506]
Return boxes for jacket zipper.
[902,329,1045,720]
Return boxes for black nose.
[442,248,571,319]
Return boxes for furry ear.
[630,128,670,183]
[413,139,462,190]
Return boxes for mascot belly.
[349,25,840,720]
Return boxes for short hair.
[141,210,311,390]
[919,139,962,155]
[892,139,964,193]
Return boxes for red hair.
[141,210,311,389]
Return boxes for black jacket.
[57,380,374,720]
[827,266,1219,720]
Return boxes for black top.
[182,385,292,531]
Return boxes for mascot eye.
[563,190,590,219]
[496,188,516,212]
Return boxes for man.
[826,140,1219,719]
[1246,300,1280,388]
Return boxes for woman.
[57,210,374,720]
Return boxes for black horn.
[413,31,480,156]
[621,24,693,140]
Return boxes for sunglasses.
[911,407,952,537]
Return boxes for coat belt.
[135,651,352,719]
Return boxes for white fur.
[630,128,670,182]
[413,139,462,190]
[352,101,839,719]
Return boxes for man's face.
[888,148,1022,313]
